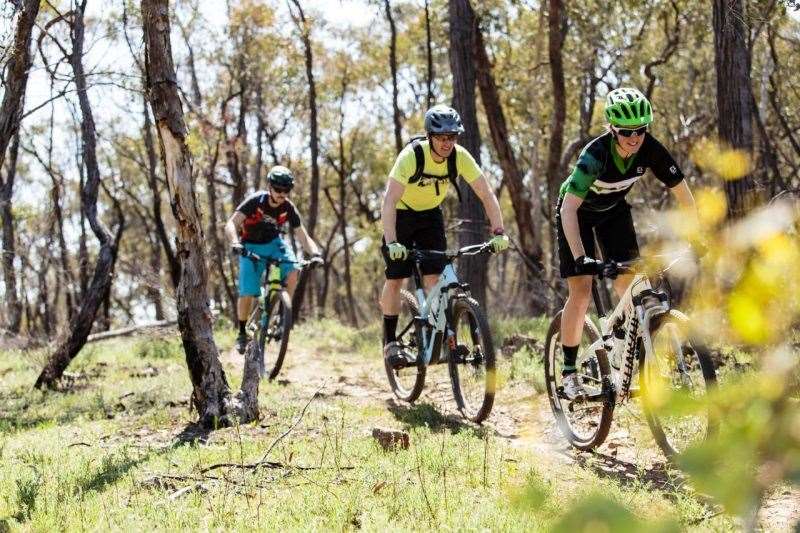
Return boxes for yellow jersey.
[389,141,482,211]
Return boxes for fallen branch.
[86,319,178,343]
[201,383,327,475]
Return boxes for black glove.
[575,255,602,276]
[231,243,245,257]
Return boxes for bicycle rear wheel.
[448,297,496,423]
[544,310,614,450]
[385,289,426,402]
[640,312,716,458]
[253,290,293,380]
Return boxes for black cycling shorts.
[556,199,639,278]
[382,207,448,279]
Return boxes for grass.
[0,318,743,531]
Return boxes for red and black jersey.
[236,191,302,243]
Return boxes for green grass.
[0,319,741,531]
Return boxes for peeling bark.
[142,0,258,427]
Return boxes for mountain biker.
[556,87,700,399]
[380,104,510,367]
[225,165,322,354]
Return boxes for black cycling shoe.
[384,341,415,369]
[236,332,249,354]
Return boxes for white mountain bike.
[384,242,497,423]
[544,256,717,458]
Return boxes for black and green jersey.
[559,132,684,211]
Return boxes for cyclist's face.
[269,184,290,203]
[611,125,646,154]
[430,133,458,156]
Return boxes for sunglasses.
[431,133,458,143]
[271,185,292,194]
[613,126,647,137]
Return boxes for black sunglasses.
[614,126,647,137]
[271,185,292,194]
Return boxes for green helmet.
[267,165,294,189]
[604,88,653,127]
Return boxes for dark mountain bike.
[385,242,498,423]
[544,256,717,458]
[242,250,323,380]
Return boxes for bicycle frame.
[412,263,460,366]
[587,271,676,400]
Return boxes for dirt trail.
[223,342,800,531]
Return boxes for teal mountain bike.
[385,242,498,423]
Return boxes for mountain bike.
[544,256,717,458]
[242,250,323,380]
[385,242,497,423]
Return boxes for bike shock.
[620,315,639,401]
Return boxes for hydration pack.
[405,135,463,203]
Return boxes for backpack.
[405,135,463,204]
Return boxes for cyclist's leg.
[556,203,598,381]
[237,242,267,350]
[595,201,640,297]
[270,238,299,297]
[381,210,415,345]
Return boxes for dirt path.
[222,342,800,531]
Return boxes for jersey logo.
[669,165,678,174]
[277,212,288,225]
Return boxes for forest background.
[1,0,800,529]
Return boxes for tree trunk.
[142,93,180,288]
[384,0,403,153]
[712,0,761,217]
[35,2,120,388]
[545,0,567,219]
[141,0,257,427]
[0,0,39,170]
[0,0,39,334]
[474,20,546,314]
[289,0,320,321]
[1,133,22,333]
[424,0,435,109]
[448,0,487,306]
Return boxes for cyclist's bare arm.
[468,175,505,232]
[381,178,406,243]
[295,224,321,256]
[560,192,586,259]
[225,211,246,245]
[669,179,700,226]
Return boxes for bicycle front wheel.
[385,289,426,402]
[640,312,716,458]
[448,297,496,423]
[544,310,614,450]
[257,290,293,380]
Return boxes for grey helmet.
[424,105,465,135]
[267,165,294,189]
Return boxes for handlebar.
[241,249,324,270]
[408,241,494,262]
[597,253,689,280]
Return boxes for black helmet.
[424,105,465,135]
[267,165,294,189]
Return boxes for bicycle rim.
[640,314,716,458]
[448,297,496,423]
[385,289,426,402]
[544,311,614,450]
[261,290,292,381]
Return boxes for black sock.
[562,344,579,374]
[383,315,399,344]
[238,320,246,335]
